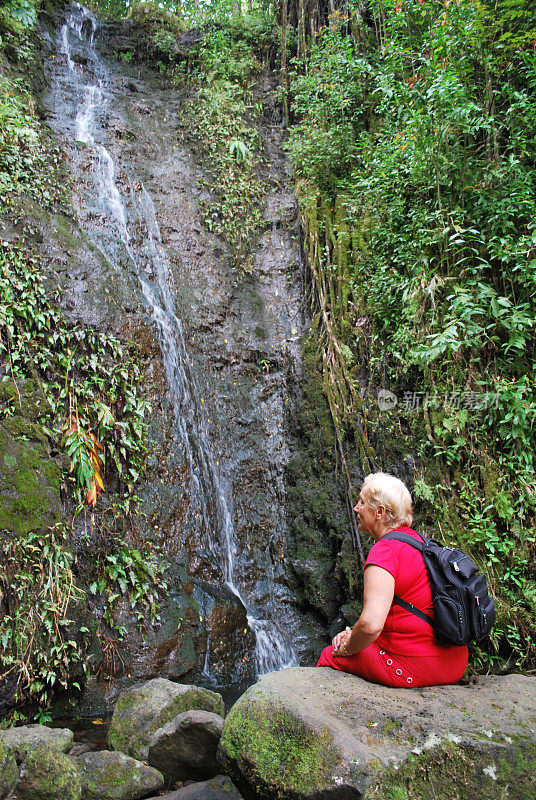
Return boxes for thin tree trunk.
[298,0,307,61]
[484,60,499,164]
[281,0,290,126]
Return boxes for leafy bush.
[0,525,86,707]
[288,0,536,670]
[183,22,268,270]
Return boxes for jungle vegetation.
[1,0,536,713]
[138,0,536,674]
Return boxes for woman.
[316,472,468,687]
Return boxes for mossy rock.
[127,2,184,35]
[107,678,225,761]
[218,695,341,800]
[0,724,73,762]
[0,378,50,422]
[284,336,351,623]
[367,741,536,800]
[18,744,81,800]
[75,750,164,800]
[218,668,536,800]
[0,415,62,536]
[0,740,18,800]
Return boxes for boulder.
[145,775,243,800]
[0,724,74,762]
[218,666,536,800]
[75,750,164,800]
[0,740,18,799]
[18,744,81,800]
[148,709,224,782]
[107,677,225,760]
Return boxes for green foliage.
[88,541,167,638]
[288,0,536,670]
[0,240,151,507]
[183,22,269,270]
[0,79,63,209]
[126,1,185,63]
[0,524,86,706]
[0,0,38,32]
[289,12,367,189]
[0,30,160,705]
[0,709,26,728]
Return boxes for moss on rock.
[0,415,62,536]
[107,678,224,760]
[76,750,164,800]
[127,1,183,33]
[219,696,341,800]
[285,335,352,622]
[366,741,536,800]
[0,740,18,799]
[126,1,185,65]
[18,744,81,800]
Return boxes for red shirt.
[365,526,468,659]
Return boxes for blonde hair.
[362,472,413,527]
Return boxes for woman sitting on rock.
[316,472,468,687]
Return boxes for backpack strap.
[392,595,434,626]
[381,531,434,628]
[382,531,425,549]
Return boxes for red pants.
[316,641,468,688]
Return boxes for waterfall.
[50,2,297,677]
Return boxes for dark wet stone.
[145,775,243,800]
[194,582,256,684]
[148,709,224,782]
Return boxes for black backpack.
[382,531,495,646]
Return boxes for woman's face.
[353,488,377,536]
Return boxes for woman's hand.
[329,567,395,659]
[332,627,352,655]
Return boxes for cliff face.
[0,0,365,714]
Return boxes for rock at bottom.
[218,666,536,800]
[18,744,81,800]
[145,775,243,800]
[75,750,164,800]
[148,709,224,782]
[0,741,18,800]
[0,723,74,762]
[107,677,224,760]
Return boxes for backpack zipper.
[452,555,469,572]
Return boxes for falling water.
[51,3,297,676]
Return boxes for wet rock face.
[33,2,350,703]
[194,582,256,683]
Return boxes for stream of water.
[48,2,297,678]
